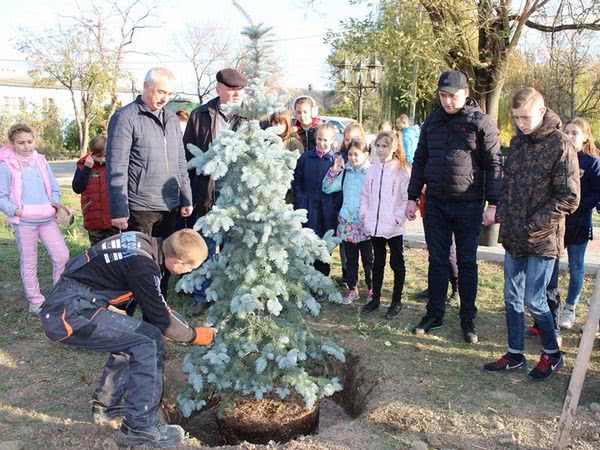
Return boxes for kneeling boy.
[40,229,214,448]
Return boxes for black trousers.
[314,260,330,276]
[128,209,179,297]
[88,228,119,246]
[372,235,405,304]
[343,240,373,290]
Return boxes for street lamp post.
[335,57,384,124]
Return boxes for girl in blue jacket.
[560,117,600,329]
[322,140,373,304]
[292,123,341,275]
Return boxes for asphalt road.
[49,160,77,180]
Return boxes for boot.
[92,396,125,425]
[116,420,185,448]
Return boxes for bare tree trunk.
[486,77,506,124]
[81,113,91,157]
[69,88,84,153]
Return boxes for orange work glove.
[192,327,215,346]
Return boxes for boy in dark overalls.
[40,229,214,448]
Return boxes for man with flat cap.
[183,67,247,313]
[405,70,502,343]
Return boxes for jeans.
[372,235,405,304]
[504,253,559,354]
[423,196,483,325]
[566,242,588,307]
[344,239,374,290]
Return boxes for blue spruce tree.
[176,20,345,417]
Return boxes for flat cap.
[438,70,469,94]
[216,68,247,88]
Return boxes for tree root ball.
[217,395,320,445]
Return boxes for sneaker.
[29,302,43,315]
[559,305,576,330]
[482,353,527,373]
[414,288,429,300]
[525,326,540,338]
[116,420,185,448]
[92,398,124,425]
[528,352,563,382]
[413,315,443,335]
[361,299,380,314]
[366,289,374,302]
[384,303,402,320]
[342,288,360,304]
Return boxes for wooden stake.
[553,269,600,450]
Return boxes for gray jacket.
[106,96,192,218]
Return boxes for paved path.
[404,216,600,275]
[49,160,77,187]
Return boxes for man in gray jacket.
[107,67,193,295]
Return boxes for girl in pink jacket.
[359,131,411,319]
[0,124,69,315]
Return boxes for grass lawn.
[1,188,600,449]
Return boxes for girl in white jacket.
[359,131,411,319]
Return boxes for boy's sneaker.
[384,303,402,320]
[92,398,125,425]
[525,326,540,338]
[528,352,563,382]
[482,353,527,373]
[361,299,380,314]
[116,420,185,448]
[413,315,443,335]
[342,288,360,304]
[29,302,43,315]
[559,305,576,329]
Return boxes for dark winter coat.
[407,98,502,204]
[106,96,192,218]
[72,154,112,230]
[496,110,580,258]
[565,151,600,245]
[292,150,342,238]
[183,96,244,216]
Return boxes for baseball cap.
[438,70,469,94]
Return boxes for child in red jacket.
[72,135,117,244]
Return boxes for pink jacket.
[360,159,410,239]
[0,145,54,225]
